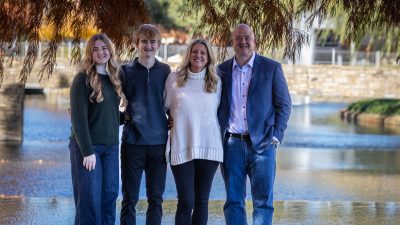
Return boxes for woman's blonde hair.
[82,33,127,108]
[176,39,219,93]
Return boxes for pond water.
[1,95,400,202]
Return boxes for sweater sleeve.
[119,65,127,95]
[119,68,127,125]
[70,72,93,157]
[163,72,175,112]
[216,76,222,105]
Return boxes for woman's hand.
[83,154,96,171]
[168,116,174,129]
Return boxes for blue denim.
[221,136,276,225]
[69,139,119,225]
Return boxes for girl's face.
[92,40,110,65]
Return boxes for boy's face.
[136,37,160,59]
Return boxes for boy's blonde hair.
[133,24,161,45]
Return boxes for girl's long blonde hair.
[176,39,219,93]
[82,33,127,108]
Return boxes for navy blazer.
[217,54,291,152]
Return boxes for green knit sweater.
[69,71,120,157]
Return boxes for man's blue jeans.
[221,136,276,225]
[69,139,119,225]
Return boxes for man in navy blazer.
[218,24,291,225]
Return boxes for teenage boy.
[120,24,171,225]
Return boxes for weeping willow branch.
[18,0,44,85]
[0,0,400,88]
[70,15,84,66]
[183,0,307,62]
[0,0,149,88]
[19,38,39,85]
[299,0,400,41]
[0,45,4,87]
[38,38,58,82]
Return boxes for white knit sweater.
[164,69,223,165]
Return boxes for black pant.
[171,159,219,225]
[120,142,167,225]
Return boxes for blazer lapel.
[249,54,260,96]
[223,58,234,107]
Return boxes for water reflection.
[0,96,400,201]
[285,103,400,149]
[1,199,399,225]
[0,143,22,160]
[279,147,400,172]
[273,201,400,225]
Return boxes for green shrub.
[347,99,400,115]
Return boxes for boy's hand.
[124,111,131,123]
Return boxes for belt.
[226,132,250,141]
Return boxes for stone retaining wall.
[0,83,24,144]
[1,63,400,143]
[0,59,79,143]
[340,110,400,130]
[8,62,400,103]
[283,65,400,102]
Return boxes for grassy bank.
[347,99,400,115]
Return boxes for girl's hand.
[83,154,96,171]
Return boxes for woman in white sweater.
[164,39,223,225]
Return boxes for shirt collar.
[232,52,256,70]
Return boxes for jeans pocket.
[257,144,276,159]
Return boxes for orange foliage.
[39,22,99,41]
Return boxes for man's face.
[232,26,255,59]
[136,37,160,59]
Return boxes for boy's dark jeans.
[120,142,167,225]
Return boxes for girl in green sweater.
[69,33,127,225]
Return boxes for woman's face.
[92,40,110,65]
[189,43,209,73]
